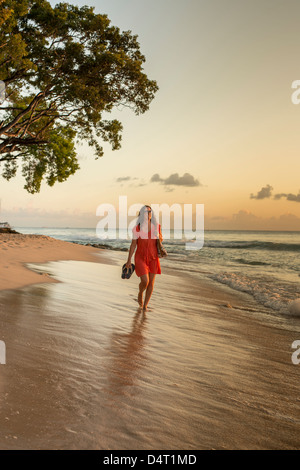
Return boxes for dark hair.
[137,205,159,234]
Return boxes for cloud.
[164,187,175,192]
[150,173,163,183]
[274,192,300,202]
[151,172,201,187]
[279,213,300,221]
[250,184,273,200]
[232,210,259,222]
[116,176,132,182]
[210,215,229,221]
[115,176,140,187]
[251,186,300,203]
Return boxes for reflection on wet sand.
[105,310,148,396]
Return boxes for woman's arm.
[159,224,163,242]
[125,239,137,268]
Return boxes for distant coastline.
[11,226,300,233]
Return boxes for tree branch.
[0,137,48,154]
[0,87,51,135]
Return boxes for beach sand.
[0,233,109,291]
[0,235,300,449]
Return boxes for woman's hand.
[159,232,163,242]
[125,260,132,269]
[125,239,137,270]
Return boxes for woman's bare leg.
[143,273,156,310]
[138,274,149,307]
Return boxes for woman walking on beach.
[125,205,163,311]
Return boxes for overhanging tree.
[0,0,158,192]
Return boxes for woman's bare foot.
[143,304,148,312]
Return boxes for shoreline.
[0,232,296,320]
[0,233,109,292]
[0,232,252,305]
[1,232,299,327]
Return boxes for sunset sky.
[1,0,300,230]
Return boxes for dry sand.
[0,233,105,291]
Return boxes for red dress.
[132,223,162,277]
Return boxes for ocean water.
[15,227,300,317]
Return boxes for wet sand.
[0,241,300,449]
